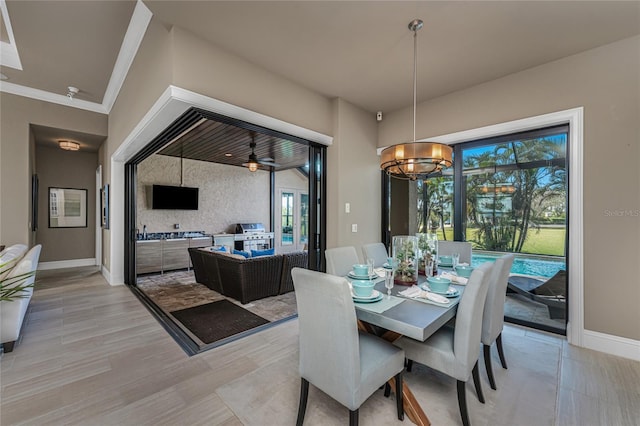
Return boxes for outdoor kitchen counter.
[136,234,213,274]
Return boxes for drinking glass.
[426,258,434,277]
[452,252,460,268]
[367,258,375,276]
[384,269,394,298]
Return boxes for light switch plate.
[351,224,357,232]
[345,203,350,213]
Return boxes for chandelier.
[380,19,453,180]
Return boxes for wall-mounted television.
[152,185,199,210]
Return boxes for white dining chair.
[325,246,359,277]
[394,262,493,426]
[291,268,404,426]
[361,242,388,268]
[481,254,514,390]
[437,241,473,264]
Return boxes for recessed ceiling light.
[0,73,8,81]
[224,153,233,157]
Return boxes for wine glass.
[385,269,394,299]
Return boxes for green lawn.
[435,227,566,256]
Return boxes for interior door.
[276,189,308,253]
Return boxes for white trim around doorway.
[107,85,333,286]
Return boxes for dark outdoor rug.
[170,300,270,344]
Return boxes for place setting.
[398,275,463,307]
[348,263,405,313]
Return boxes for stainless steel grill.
[234,223,274,251]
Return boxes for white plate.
[348,271,377,280]
[421,284,459,298]
[351,289,381,300]
[353,292,384,303]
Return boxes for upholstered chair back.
[482,254,515,345]
[453,262,493,379]
[325,246,359,277]
[437,241,473,264]
[361,243,388,268]
[292,267,361,409]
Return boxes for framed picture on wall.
[48,187,87,228]
[101,184,109,229]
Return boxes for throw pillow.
[251,248,275,257]
[233,249,251,258]
[211,245,226,252]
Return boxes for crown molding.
[0,0,22,70]
[0,0,151,115]
[0,81,107,114]
[102,0,152,113]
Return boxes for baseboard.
[38,258,97,270]
[582,329,640,361]
[100,265,124,285]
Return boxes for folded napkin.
[440,272,468,285]
[374,268,387,278]
[398,285,450,304]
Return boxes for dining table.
[347,271,466,426]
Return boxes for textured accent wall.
[137,155,270,234]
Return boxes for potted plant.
[0,260,34,302]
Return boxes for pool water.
[471,254,566,278]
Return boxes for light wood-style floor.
[2,266,639,425]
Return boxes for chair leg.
[349,409,359,426]
[395,372,404,421]
[483,344,497,390]
[496,333,508,369]
[384,382,391,397]
[406,358,413,372]
[2,341,15,353]
[472,361,485,404]
[457,380,470,426]
[296,378,309,426]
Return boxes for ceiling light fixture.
[59,140,80,151]
[380,19,453,180]
[246,143,259,172]
[67,86,79,100]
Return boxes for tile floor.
[1,266,638,426]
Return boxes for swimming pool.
[471,253,566,278]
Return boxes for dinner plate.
[353,291,383,303]
[348,271,377,280]
[351,289,381,300]
[421,284,460,298]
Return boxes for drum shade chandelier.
[380,19,453,180]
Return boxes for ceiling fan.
[242,134,280,172]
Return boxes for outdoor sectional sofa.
[188,247,308,304]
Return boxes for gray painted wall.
[35,146,98,262]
